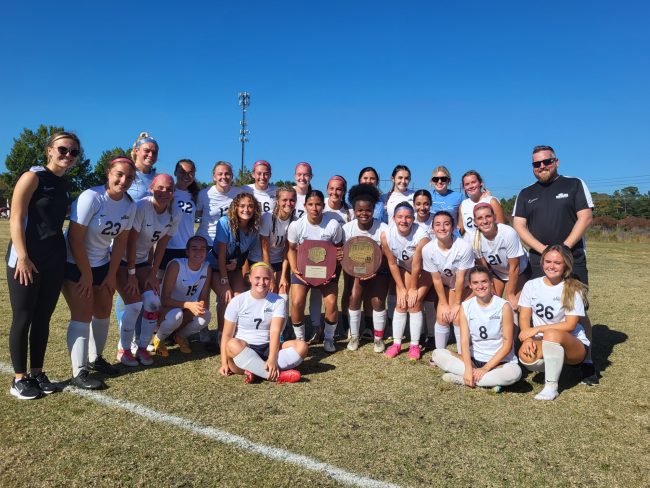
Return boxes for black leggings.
[7,263,64,373]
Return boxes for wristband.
[128,268,136,276]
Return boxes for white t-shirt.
[323,198,354,225]
[245,184,277,215]
[459,196,496,241]
[519,277,589,346]
[67,186,136,267]
[130,197,182,264]
[422,237,475,289]
[167,258,210,303]
[342,218,388,245]
[224,291,286,346]
[473,223,528,281]
[382,190,415,221]
[249,212,294,264]
[168,189,196,250]
[384,223,429,272]
[287,215,343,245]
[462,295,517,364]
[196,186,241,245]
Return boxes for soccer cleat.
[323,339,336,353]
[441,373,464,385]
[135,347,153,366]
[29,372,59,394]
[276,369,301,384]
[384,343,401,358]
[88,355,118,375]
[580,363,600,386]
[373,338,385,353]
[174,334,192,354]
[407,344,421,361]
[10,377,42,400]
[117,348,139,367]
[423,336,436,351]
[309,327,323,345]
[492,385,503,394]
[70,369,104,390]
[347,336,360,351]
[153,336,169,358]
[243,370,255,384]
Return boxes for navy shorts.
[249,342,270,361]
[472,358,507,368]
[64,262,110,286]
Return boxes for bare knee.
[226,338,247,356]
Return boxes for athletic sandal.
[373,338,385,353]
[347,336,360,351]
[384,343,401,358]
[407,344,421,361]
[136,347,153,366]
[117,348,139,367]
[88,355,118,375]
[10,377,42,400]
[29,372,59,394]
[152,336,168,358]
[276,369,301,384]
[174,334,192,354]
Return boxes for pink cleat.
[244,370,255,384]
[276,369,301,384]
[407,344,421,361]
[384,343,401,358]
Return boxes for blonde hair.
[250,261,273,274]
[431,165,451,182]
[131,131,158,161]
[227,192,261,238]
[541,244,589,311]
[471,203,495,258]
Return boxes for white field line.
[1,363,401,488]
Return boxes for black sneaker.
[580,363,600,386]
[88,355,118,375]
[422,336,436,351]
[30,372,60,394]
[10,377,42,400]
[70,369,104,390]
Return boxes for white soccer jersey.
[459,196,496,240]
[463,296,517,364]
[294,192,307,220]
[249,212,293,264]
[422,237,475,289]
[130,197,182,264]
[67,185,136,267]
[382,190,415,221]
[224,291,286,346]
[415,214,434,239]
[167,258,210,303]
[519,278,589,346]
[342,218,388,245]
[245,183,277,214]
[323,198,354,225]
[384,223,429,272]
[474,223,528,281]
[196,186,241,245]
[168,189,196,249]
[287,215,343,245]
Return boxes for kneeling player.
[220,262,307,383]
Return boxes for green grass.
[0,221,648,487]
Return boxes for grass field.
[0,220,648,487]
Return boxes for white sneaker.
[347,336,360,351]
[323,339,335,353]
[441,373,464,385]
[373,338,385,353]
[117,348,139,367]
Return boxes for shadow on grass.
[592,323,627,373]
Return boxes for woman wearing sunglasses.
[7,132,80,400]
[429,166,463,233]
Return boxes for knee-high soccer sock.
[424,301,436,338]
[67,320,89,377]
[392,311,407,345]
[179,313,211,338]
[292,322,306,341]
[431,348,465,375]
[278,347,303,370]
[323,319,337,341]
[140,291,161,348]
[279,293,289,337]
[476,363,523,387]
[233,347,269,379]
[309,290,322,329]
[453,324,462,354]
[120,302,142,351]
[409,311,423,346]
[157,309,183,341]
[386,294,396,320]
[536,341,564,400]
[348,309,362,338]
[88,317,110,362]
[434,322,451,350]
[373,309,387,339]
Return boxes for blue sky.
[1,1,648,197]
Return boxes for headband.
[394,201,415,214]
[253,160,272,172]
[472,202,493,215]
[295,162,312,173]
[250,261,273,273]
[109,156,136,168]
[135,136,158,148]
[328,175,347,186]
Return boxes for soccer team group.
[7,131,599,401]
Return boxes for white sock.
[476,363,522,387]
[323,320,337,341]
[348,309,361,338]
[293,323,306,341]
[392,311,407,345]
[309,290,322,328]
[522,357,545,372]
[423,301,436,337]
[431,348,465,375]
[67,320,89,377]
[89,317,110,362]
[233,347,269,379]
[279,293,289,321]
[372,309,387,339]
[157,309,183,341]
[434,322,450,349]
[278,346,303,370]
[120,302,142,350]
[535,340,564,400]
[453,324,462,354]
[386,294,396,319]
[179,313,211,338]
[409,311,423,346]
[140,290,161,348]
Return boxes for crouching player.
[152,236,212,357]
[219,262,307,383]
[431,266,522,390]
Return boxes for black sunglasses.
[532,157,557,168]
[57,146,80,157]
[431,176,449,183]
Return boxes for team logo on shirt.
[527,198,538,204]
[264,307,273,313]
[489,312,501,320]
[556,193,569,199]
[121,214,130,220]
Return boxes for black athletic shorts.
[64,262,110,286]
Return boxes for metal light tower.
[238,92,251,175]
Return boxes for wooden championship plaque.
[341,236,383,279]
[297,239,338,286]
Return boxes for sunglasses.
[57,146,80,157]
[532,157,557,168]
[431,176,449,183]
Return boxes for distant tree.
[234,166,254,186]
[500,195,516,216]
[1,124,94,200]
[90,147,130,187]
[273,179,294,188]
